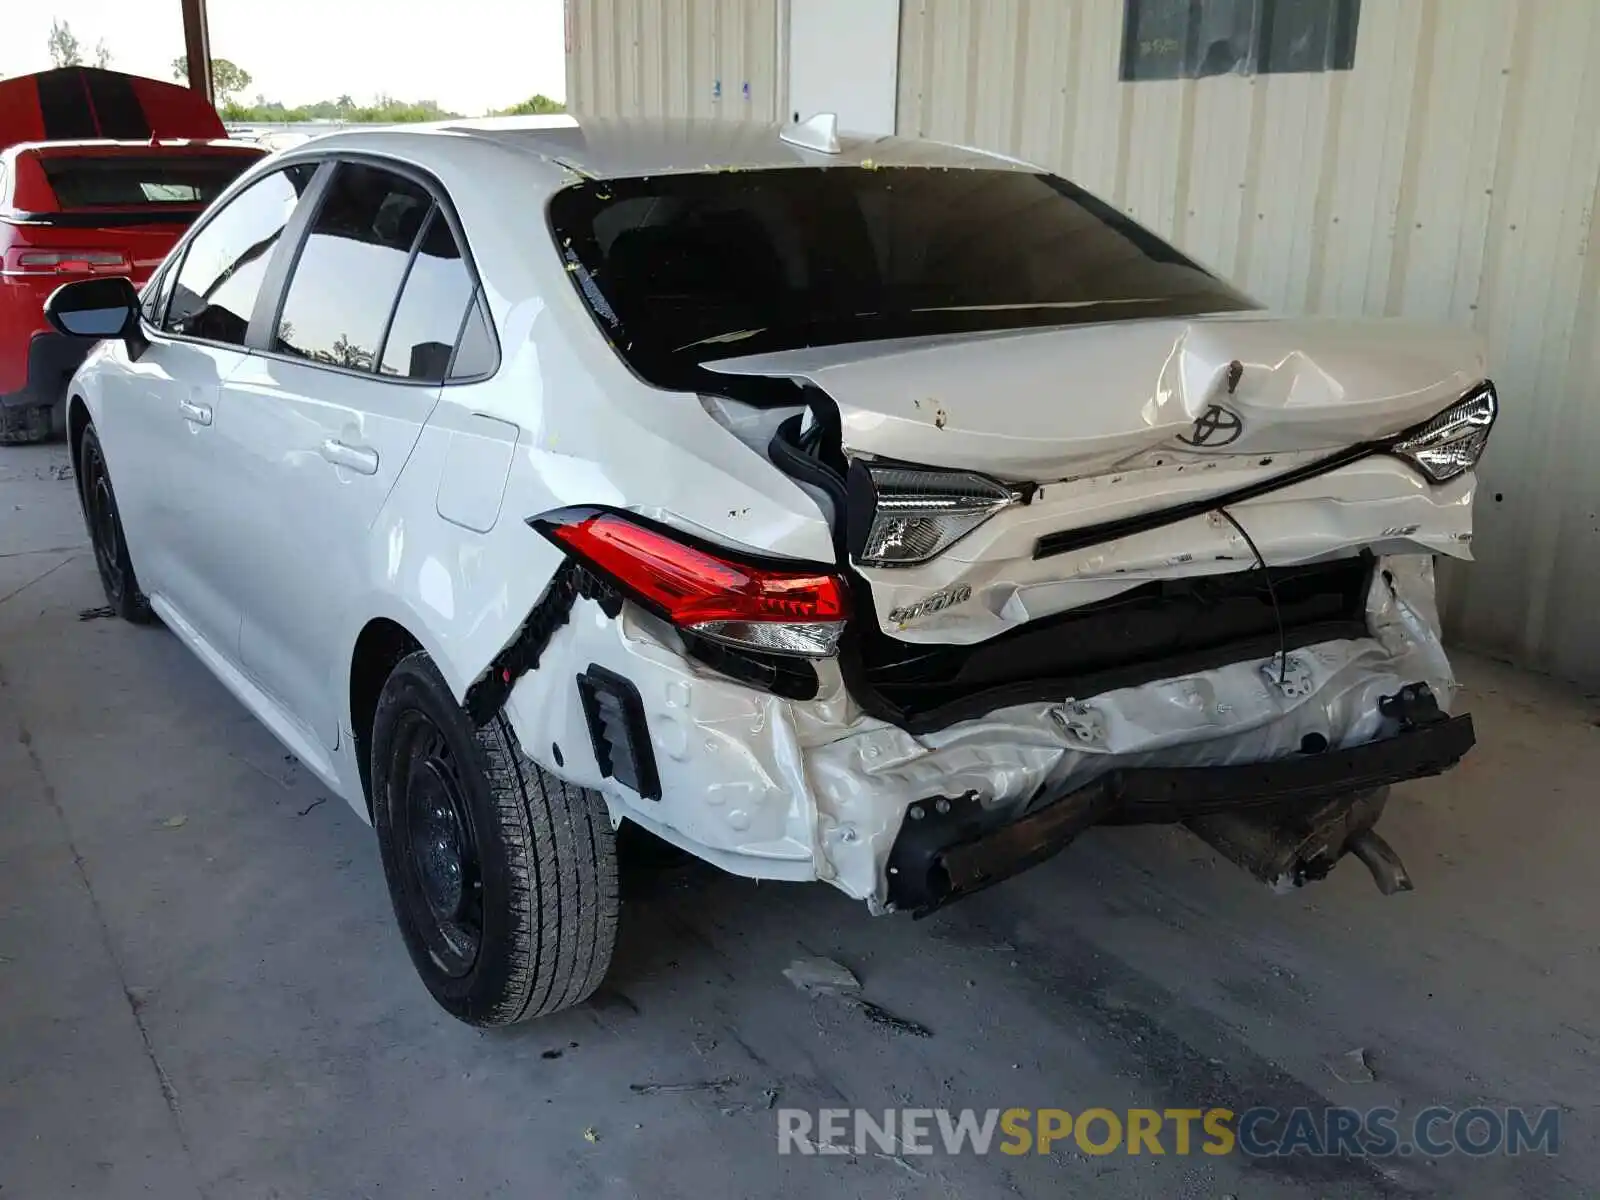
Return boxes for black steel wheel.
[390,710,485,978]
[371,651,619,1025]
[76,424,153,623]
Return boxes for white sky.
[0,0,567,115]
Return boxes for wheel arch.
[348,615,426,815]
[66,393,92,473]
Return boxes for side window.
[164,163,317,346]
[273,163,431,371]
[449,296,496,380]
[378,209,475,382]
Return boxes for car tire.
[76,424,154,623]
[371,651,620,1026]
[0,403,52,446]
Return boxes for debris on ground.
[1329,1047,1376,1084]
[783,956,861,995]
[296,797,327,816]
[582,1126,599,1143]
[77,605,116,621]
[629,1078,738,1096]
[784,956,931,1038]
[719,1086,782,1116]
[50,464,74,481]
[160,815,188,829]
[853,998,933,1038]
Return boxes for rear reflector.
[4,249,131,276]
[535,509,849,658]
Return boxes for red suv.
[0,67,264,444]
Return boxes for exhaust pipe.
[1185,786,1413,895]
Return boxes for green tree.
[172,56,253,104]
[94,39,113,69]
[498,93,566,116]
[48,19,82,68]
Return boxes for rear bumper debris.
[502,552,1465,910]
[884,695,1471,913]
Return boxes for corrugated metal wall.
[898,0,1600,681]
[566,0,784,121]
[568,0,1600,683]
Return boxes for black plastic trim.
[464,559,587,726]
[769,414,847,510]
[843,555,1373,734]
[577,664,662,801]
[1035,441,1378,560]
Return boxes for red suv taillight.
[536,509,849,658]
[3,250,132,276]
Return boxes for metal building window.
[1120,0,1361,81]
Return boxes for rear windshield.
[548,166,1257,389]
[37,154,255,210]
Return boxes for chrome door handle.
[319,438,379,475]
[178,398,213,426]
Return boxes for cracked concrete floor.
[1,440,1596,1199]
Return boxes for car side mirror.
[44,276,149,360]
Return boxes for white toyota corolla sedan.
[45,115,1491,1025]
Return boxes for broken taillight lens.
[1387,382,1498,484]
[537,510,849,658]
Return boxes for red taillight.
[4,250,131,277]
[547,512,849,657]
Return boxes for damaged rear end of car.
[508,152,1491,913]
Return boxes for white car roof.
[287,115,1039,181]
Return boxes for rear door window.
[164,162,318,347]
[38,154,256,209]
[378,209,475,382]
[272,162,431,372]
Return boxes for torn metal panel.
[504,552,1456,910]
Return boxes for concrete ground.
[1,438,1595,1200]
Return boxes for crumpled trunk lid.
[710,313,1485,645]
[710,312,1484,479]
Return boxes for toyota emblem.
[1178,405,1244,448]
